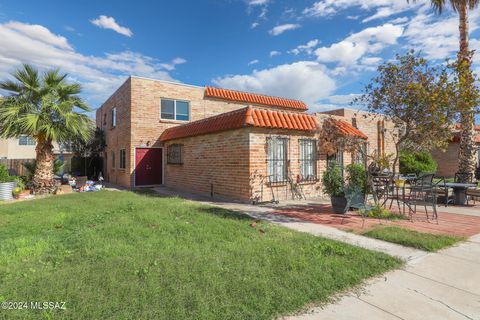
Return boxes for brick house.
[431,126,480,178]
[96,76,392,202]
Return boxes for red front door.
[135,148,163,186]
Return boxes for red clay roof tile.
[204,86,308,110]
[330,119,369,140]
[160,107,318,142]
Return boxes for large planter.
[331,195,348,214]
[0,181,16,201]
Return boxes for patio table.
[444,183,477,205]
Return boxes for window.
[161,99,190,121]
[111,151,115,169]
[327,149,344,169]
[103,113,107,126]
[299,139,317,182]
[354,143,367,165]
[19,135,36,146]
[267,137,288,183]
[111,107,117,128]
[119,149,126,169]
[167,144,183,164]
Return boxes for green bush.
[322,164,344,197]
[0,164,16,183]
[399,150,437,176]
[346,163,367,193]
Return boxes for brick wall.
[432,143,480,177]
[96,78,132,186]
[164,129,251,201]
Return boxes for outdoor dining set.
[369,172,479,222]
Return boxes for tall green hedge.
[399,150,437,175]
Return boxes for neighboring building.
[96,76,394,202]
[431,125,480,178]
[0,137,73,174]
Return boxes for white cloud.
[325,93,362,105]
[402,10,480,60]
[90,15,133,37]
[269,50,281,57]
[213,61,336,109]
[248,59,259,66]
[246,0,269,6]
[269,23,300,36]
[0,21,181,106]
[251,22,260,29]
[303,0,422,23]
[290,39,319,55]
[5,21,72,50]
[160,57,187,71]
[315,23,403,65]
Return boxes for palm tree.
[408,0,479,181]
[0,64,93,193]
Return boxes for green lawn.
[363,226,464,252]
[0,191,401,319]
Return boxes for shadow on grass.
[196,206,252,221]
[132,188,169,198]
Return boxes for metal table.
[444,183,477,205]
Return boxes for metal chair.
[455,172,474,183]
[406,173,438,223]
[345,187,375,228]
[432,176,454,207]
[466,188,480,205]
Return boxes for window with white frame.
[299,139,317,182]
[119,149,126,169]
[111,151,115,169]
[18,135,36,146]
[267,137,288,183]
[167,144,183,164]
[161,99,190,121]
[111,107,117,128]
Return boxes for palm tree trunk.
[457,4,477,181]
[32,138,56,194]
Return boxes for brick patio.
[272,203,480,237]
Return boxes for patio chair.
[466,188,480,205]
[345,187,374,228]
[455,172,474,183]
[432,176,454,207]
[406,173,438,223]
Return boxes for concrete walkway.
[151,187,480,319]
[286,235,480,320]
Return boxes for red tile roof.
[204,86,308,110]
[160,107,318,142]
[330,119,369,140]
[452,125,480,143]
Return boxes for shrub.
[346,163,367,193]
[0,164,16,183]
[399,150,437,176]
[322,164,344,197]
[362,205,405,220]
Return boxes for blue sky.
[1,0,480,114]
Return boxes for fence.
[0,158,37,176]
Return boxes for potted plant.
[0,164,17,201]
[322,164,348,213]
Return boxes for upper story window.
[267,137,288,184]
[299,139,317,182]
[111,107,117,128]
[161,99,190,121]
[19,135,36,146]
[167,144,183,164]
